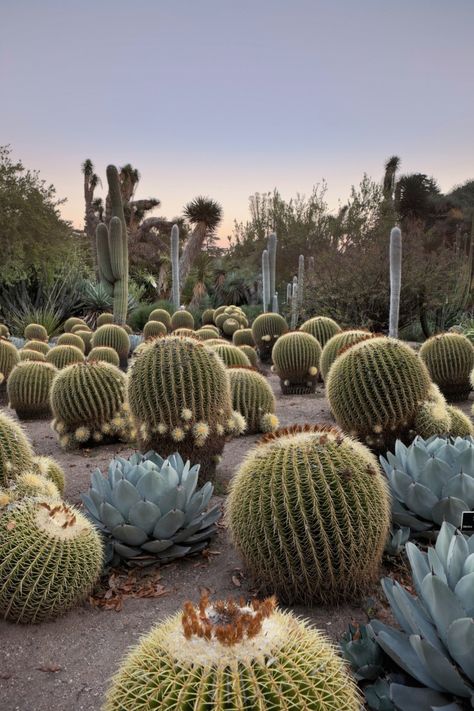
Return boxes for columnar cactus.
[24,323,48,342]
[91,324,130,368]
[87,346,120,367]
[211,343,251,368]
[320,330,374,381]
[327,337,432,450]
[96,312,114,327]
[300,316,342,347]
[238,344,258,367]
[262,249,270,312]
[25,340,50,355]
[19,348,46,362]
[297,253,304,308]
[389,226,402,338]
[0,338,19,386]
[228,366,278,433]
[171,310,194,331]
[268,232,277,312]
[272,331,322,394]
[251,313,289,362]
[170,223,180,309]
[56,333,85,353]
[143,320,167,341]
[232,328,254,347]
[7,361,58,419]
[33,455,66,495]
[227,425,390,603]
[0,498,103,623]
[0,411,35,486]
[290,276,298,329]
[46,345,85,370]
[148,308,172,330]
[419,332,474,401]
[127,336,245,473]
[104,595,361,711]
[64,317,87,333]
[50,361,130,449]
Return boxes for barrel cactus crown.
[0,411,35,486]
[104,595,360,711]
[91,324,130,368]
[320,329,374,381]
[64,317,87,333]
[0,470,60,502]
[82,451,220,565]
[24,323,48,342]
[46,344,84,369]
[227,425,390,604]
[50,361,130,449]
[171,310,194,331]
[33,455,65,495]
[327,337,432,450]
[222,317,241,336]
[211,342,251,368]
[0,338,19,385]
[143,320,167,341]
[272,331,321,394]
[56,332,86,353]
[238,344,258,367]
[419,332,474,401]
[71,323,91,334]
[19,348,45,362]
[25,340,50,355]
[127,336,245,472]
[96,312,114,327]
[87,346,120,367]
[228,367,278,434]
[300,316,341,347]
[232,328,255,347]
[0,498,103,623]
[195,328,219,341]
[7,361,58,420]
[251,313,289,362]
[148,308,172,330]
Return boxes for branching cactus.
[228,366,278,434]
[96,165,129,325]
[7,361,58,419]
[171,223,180,309]
[272,331,321,394]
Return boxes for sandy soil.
[0,369,472,711]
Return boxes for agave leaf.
[405,482,440,520]
[91,468,111,500]
[156,487,179,515]
[111,479,141,518]
[113,541,142,559]
[175,485,186,511]
[89,487,104,511]
[128,500,161,535]
[126,464,146,487]
[129,452,142,466]
[182,466,199,503]
[432,498,467,528]
[144,451,164,468]
[389,683,460,711]
[172,521,204,543]
[364,678,394,710]
[184,526,218,544]
[406,542,430,596]
[453,572,474,617]
[446,532,469,589]
[140,539,174,553]
[394,440,408,466]
[111,523,149,546]
[442,473,474,508]
[379,453,392,476]
[410,635,472,697]
[195,504,221,529]
[457,445,474,473]
[388,468,415,502]
[436,442,460,467]
[153,509,186,539]
[427,548,447,584]
[81,492,100,520]
[136,470,165,502]
[446,617,474,683]
[406,444,432,477]
[160,461,180,490]
[420,575,466,645]
[100,501,125,530]
[200,481,214,509]
[392,500,433,532]
[436,522,458,569]
[417,458,454,498]
[156,543,192,560]
[463,553,474,576]
[183,492,205,525]
[469,535,474,555]
[390,581,446,652]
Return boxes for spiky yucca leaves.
[272,331,321,394]
[0,498,103,623]
[104,595,360,711]
[50,361,130,449]
[320,329,374,381]
[148,308,172,330]
[143,320,167,341]
[7,361,58,419]
[91,324,130,368]
[211,343,251,368]
[228,367,278,434]
[97,312,114,327]
[0,411,35,486]
[33,456,65,495]
[327,337,432,450]
[0,338,19,386]
[87,346,120,367]
[24,323,48,342]
[128,336,245,473]
[76,329,93,355]
[195,328,219,341]
[56,332,86,353]
[238,344,258,367]
[447,405,474,436]
[419,332,474,401]
[300,316,342,347]
[46,344,84,370]
[251,313,289,362]
[25,340,50,355]
[228,425,390,604]
[201,308,215,325]
[64,317,87,332]
[19,348,46,362]
[232,328,255,347]
[171,310,194,331]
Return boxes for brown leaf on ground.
[232,575,241,587]
[37,665,62,673]
[89,569,170,611]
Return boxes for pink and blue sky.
[2,0,474,240]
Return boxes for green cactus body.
[64,317,87,333]
[24,323,48,342]
[170,224,180,310]
[262,248,270,312]
[195,328,220,341]
[0,411,35,486]
[56,333,86,353]
[0,339,20,386]
[174,328,197,338]
[251,313,289,362]
[222,317,240,336]
[446,405,474,436]
[91,324,130,368]
[7,361,58,420]
[211,343,251,368]
[228,367,278,434]
[203,324,219,335]
[46,345,84,370]
[87,346,120,367]
[171,310,194,331]
[0,471,60,503]
[76,329,93,355]
[300,316,342,347]
[419,333,474,401]
[25,340,50,355]
[201,308,215,325]
[33,456,66,495]
[215,312,229,330]
[272,331,321,394]
[232,328,254,347]
[413,384,452,438]
[0,498,103,623]
[71,323,92,334]
[320,330,374,381]
[213,305,227,320]
[148,308,172,330]
[50,361,129,449]
[143,320,167,341]
[0,325,10,338]
[19,349,46,362]
[238,344,258,367]
[127,336,245,473]
[227,425,390,604]
[104,597,360,711]
[96,313,114,327]
[268,232,277,312]
[327,337,432,450]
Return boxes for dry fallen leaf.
[37,664,62,673]
[232,575,241,587]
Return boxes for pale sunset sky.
[2,0,473,241]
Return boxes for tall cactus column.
[389,226,402,338]
[171,223,180,309]
[268,232,277,312]
[262,249,270,312]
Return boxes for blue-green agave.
[81,451,221,566]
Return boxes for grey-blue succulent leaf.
[182,467,199,502]
[100,501,125,530]
[128,500,161,535]
[394,440,409,466]
[406,442,432,476]
[446,617,474,683]
[390,580,446,652]
[111,478,141,518]
[89,487,105,511]
[453,573,474,617]
[144,450,165,467]
[364,678,395,709]
[446,532,470,588]
[427,547,448,584]
[156,543,191,560]
[140,539,174,553]
[160,460,180,489]
[464,553,474,576]
[81,492,100,520]
[112,541,142,559]
[126,464,146,487]
[406,542,431,595]
[457,445,474,471]
[200,481,213,509]
[420,575,466,645]
[183,492,205,525]
[111,523,149,546]
[388,468,415,501]
[175,485,186,511]
[392,500,433,531]
[184,526,218,543]
[172,521,205,543]
[409,634,472,698]
[389,683,461,711]
[405,483,440,520]
[417,458,454,496]
[195,504,221,529]
[385,526,410,555]
[129,452,142,466]
[432,498,466,528]
[135,469,165,502]
[155,486,179,515]
[153,509,186,539]
[91,468,112,500]
[442,473,474,506]
[436,523,458,569]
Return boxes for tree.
[179,196,223,285]
[382,155,400,201]
[395,173,440,223]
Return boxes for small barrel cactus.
[82,451,221,565]
[46,344,84,369]
[195,328,219,341]
[419,332,474,401]
[171,310,194,331]
[96,312,114,327]
[228,366,278,434]
[148,308,172,330]
[91,324,130,368]
[0,411,35,486]
[251,313,289,362]
[446,405,474,436]
[71,323,92,334]
[56,332,86,352]
[33,455,66,495]
[64,317,87,332]
[211,342,251,368]
[7,361,58,419]
[327,337,432,450]
[24,323,48,342]
[222,317,241,336]
[19,348,46,362]
[24,340,50,355]
[87,346,120,367]
[232,328,255,347]
[143,320,167,341]
[1,470,60,502]
[320,329,374,381]
[76,329,93,354]
[104,594,360,711]
[173,327,196,338]
[300,316,342,347]
[50,361,130,449]
[0,338,20,386]
[201,308,215,325]
[238,344,258,367]
[0,498,103,623]
[127,336,245,474]
[272,331,321,394]
[413,383,452,438]
[227,425,390,603]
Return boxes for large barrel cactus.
[195,327,219,341]
[87,346,120,367]
[19,348,45,362]
[76,329,93,355]
[171,310,194,331]
[0,498,103,623]
[64,317,87,333]
[447,405,474,437]
[24,323,48,342]
[104,595,360,711]
[228,366,278,434]
[238,344,258,367]
[91,324,130,368]
[50,361,130,449]
[96,312,114,327]
[127,336,245,473]
[320,329,374,381]
[7,361,58,419]
[210,342,251,368]
[143,320,167,341]
[327,337,432,450]
[300,316,341,347]
[24,340,50,355]
[56,332,86,353]
[251,313,289,362]
[82,451,220,565]
[419,332,474,401]
[148,308,172,330]
[227,425,390,604]
[272,330,321,394]
[46,344,84,369]
[0,470,60,502]
[201,307,215,325]
[0,411,35,486]
[232,327,255,347]
[0,338,19,386]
